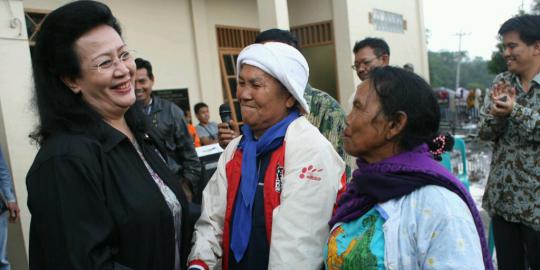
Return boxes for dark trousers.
[492,215,540,270]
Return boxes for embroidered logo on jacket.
[299,165,323,181]
[275,164,284,192]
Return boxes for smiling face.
[66,25,136,121]
[237,64,296,138]
[135,68,154,106]
[344,81,400,163]
[502,31,540,76]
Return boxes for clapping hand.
[490,80,516,117]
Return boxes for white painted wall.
[258,0,290,30]
[346,0,429,80]
[287,0,332,27]
[0,1,37,269]
[332,0,357,108]
[197,0,259,123]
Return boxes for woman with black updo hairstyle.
[26,1,191,269]
[324,66,493,270]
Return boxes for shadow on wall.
[301,44,338,100]
[0,99,29,270]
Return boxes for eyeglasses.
[90,49,136,73]
[351,56,378,71]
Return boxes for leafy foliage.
[532,0,540,14]
[487,43,507,75]
[428,51,494,90]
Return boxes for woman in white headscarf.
[188,42,346,270]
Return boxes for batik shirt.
[479,71,540,230]
[304,85,353,179]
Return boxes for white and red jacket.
[188,117,346,270]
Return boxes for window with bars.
[216,26,259,124]
[291,21,334,48]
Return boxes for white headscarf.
[236,42,310,113]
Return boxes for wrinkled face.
[68,25,136,120]
[196,106,210,124]
[353,46,388,81]
[502,31,540,75]
[237,64,296,137]
[344,81,392,163]
[135,68,154,106]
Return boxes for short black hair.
[369,66,443,153]
[255,28,300,49]
[194,102,208,114]
[353,37,390,56]
[135,58,154,80]
[31,0,129,145]
[499,14,540,45]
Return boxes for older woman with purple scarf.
[324,66,493,270]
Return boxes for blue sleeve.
[0,149,15,202]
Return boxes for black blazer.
[27,119,192,270]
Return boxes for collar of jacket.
[149,95,165,114]
[84,120,129,153]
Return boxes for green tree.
[487,43,507,75]
[428,51,457,88]
[428,51,492,89]
[533,0,540,13]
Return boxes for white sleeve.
[188,139,240,270]
[415,189,484,270]
[268,133,345,270]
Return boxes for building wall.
[302,45,338,99]
[0,1,36,269]
[347,0,429,79]
[330,0,429,109]
[191,0,259,124]
[287,0,332,27]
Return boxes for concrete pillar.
[415,0,430,82]
[189,0,223,121]
[0,1,37,269]
[332,0,357,110]
[256,0,290,31]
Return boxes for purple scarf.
[330,145,493,270]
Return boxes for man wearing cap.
[188,43,345,270]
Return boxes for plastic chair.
[440,136,470,191]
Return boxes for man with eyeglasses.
[352,37,390,81]
[134,57,201,202]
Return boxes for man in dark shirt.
[135,58,201,201]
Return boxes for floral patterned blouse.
[133,141,183,269]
